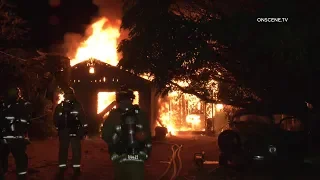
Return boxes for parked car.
[217,110,307,168]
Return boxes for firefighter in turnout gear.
[53,87,87,178]
[101,86,152,180]
[0,87,32,180]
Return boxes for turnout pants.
[58,130,82,171]
[113,162,145,180]
[0,139,28,179]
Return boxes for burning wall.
[156,90,225,135]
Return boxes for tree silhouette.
[0,0,30,46]
[0,1,31,95]
[0,1,69,120]
[119,0,316,110]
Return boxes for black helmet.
[64,87,75,95]
[116,85,135,102]
[7,87,22,100]
[63,87,75,100]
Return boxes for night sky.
[13,0,121,49]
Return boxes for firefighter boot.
[72,168,81,180]
[56,167,66,180]
[73,167,81,176]
[17,174,27,180]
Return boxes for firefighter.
[53,87,87,178]
[0,87,32,180]
[101,86,152,180]
[205,118,214,135]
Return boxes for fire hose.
[156,142,183,180]
[31,114,48,121]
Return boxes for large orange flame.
[97,91,139,115]
[70,17,121,67]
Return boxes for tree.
[0,1,70,137]
[0,0,30,46]
[0,1,31,96]
[118,0,316,111]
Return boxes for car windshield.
[233,114,273,124]
[275,115,304,132]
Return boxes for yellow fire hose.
[177,146,183,177]
[171,145,184,180]
[156,142,183,180]
[170,145,178,180]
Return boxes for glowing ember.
[58,93,64,104]
[140,73,154,81]
[216,104,224,111]
[70,18,121,67]
[186,114,201,125]
[89,67,95,74]
[166,125,176,136]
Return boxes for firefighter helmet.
[64,87,75,100]
[64,87,75,95]
[116,85,135,102]
[7,87,22,100]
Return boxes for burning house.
[65,59,226,135]
[58,17,227,136]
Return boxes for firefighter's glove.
[24,137,31,145]
[0,138,7,144]
[83,129,88,137]
[83,124,88,131]
[138,151,149,161]
[82,125,88,136]
[110,153,127,162]
[78,127,88,139]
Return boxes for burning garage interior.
[65,59,153,134]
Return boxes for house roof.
[71,60,151,90]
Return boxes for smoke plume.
[93,0,128,42]
[92,0,123,22]
[63,0,127,60]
